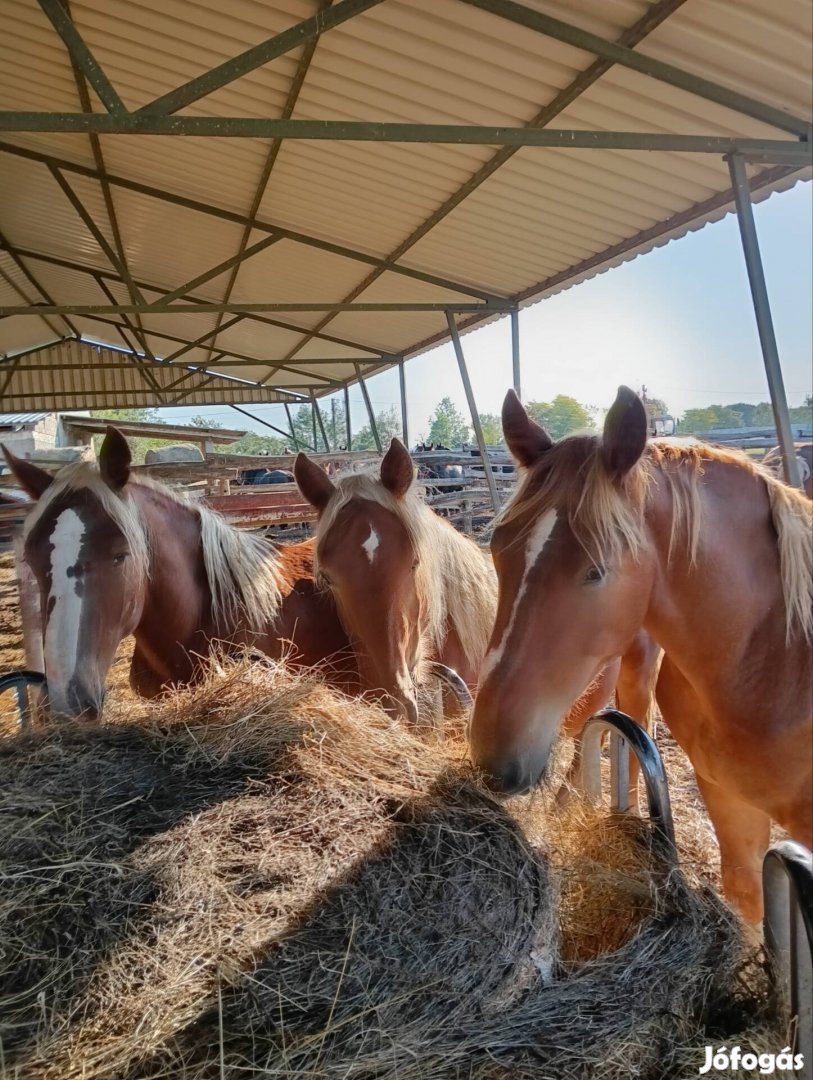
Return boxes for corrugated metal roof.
[0,0,810,410]
[0,412,51,427]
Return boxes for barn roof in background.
[0,0,810,410]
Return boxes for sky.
[162,179,813,443]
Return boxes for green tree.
[353,406,402,451]
[427,397,470,447]
[190,414,223,429]
[526,395,596,439]
[90,406,167,464]
[789,399,813,426]
[477,413,503,445]
[680,408,718,432]
[222,431,288,456]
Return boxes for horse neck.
[129,485,217,678]
[643,458,803,683]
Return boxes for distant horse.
[471,387,812,921]
[295,439,497,724]
[762,443,812,499]
[2,429,355,721]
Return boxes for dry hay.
[0,659,781,1080]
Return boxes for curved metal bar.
[424,662,474,711]
[763,841,813,1067]
[581,709,676,858]
[0,669,46,730]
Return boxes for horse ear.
[98,425,132,491]
[294,452,335,513]
[602,386,648,481]
[502,389,553,467]
[1,445,54,500]
[380,438,414,499]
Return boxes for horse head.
[2,428,148,721]
[296,439,423,724]
[470,387,654,793]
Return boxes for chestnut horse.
[471,386,812,921]
[295,439,499,723]
[3,428,355,720]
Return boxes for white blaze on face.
[479,510,558,682]
[44,508,86,694]
[362,524,380,564]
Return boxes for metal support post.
[398,359,409,447]
[445,312,501,512]
[727,154,802,489]
[311,398,318,451]
[354,364,382,452]
[311,392,330,452]
[344,384,352,451]
[284,402,301,451]
[510,309,521,399]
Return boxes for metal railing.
[0,669,45,729]
[763,840,813,1073]
[578,708,676,858]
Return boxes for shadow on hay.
[0,715,311,1061]
[138,789,773,1080]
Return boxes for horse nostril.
[479,756,535,797]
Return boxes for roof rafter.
[0,141,509,302]
[37,0,125,114]
[462,0,810,137]
[0,243,394,356]
[137,0,386,116]
[203,0,333,368]
[279,0,694,362]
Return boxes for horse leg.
[614,630,662,813]
[694,774,771,925]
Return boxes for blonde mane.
[25,462,283,634]
[501,437,812,643]
[315,470,497,672]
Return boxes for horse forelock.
[501,434,812,642]
[25,461,284,635]
[316,470,497,671]
[24,462,151,584]
[498,436,649,567]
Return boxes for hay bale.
[0,662,778,1079]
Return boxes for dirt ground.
[0,551,722,890]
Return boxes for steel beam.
[461,0,811,138]
[137,0,385,117]
[727,154,802,489]
[404,162,803,359]
[277,0,691,364]
[284,402,309,450]
[398,359,408,447]
[510,309,521,399]
[311,392,330,451]
[0,230,79,338]
[354,364,381,452]
[0,262,64,340]
[162,315,245,362]
[0,301,511,316]
[344,384,352,451]
[156,234,284,305]
[1,115,810,154]
[445,312,501,512]
[37,0,125,114]
[0,141,507,303]
[203,0,332,367]
[2,242,390,356]
[228,404,295,445]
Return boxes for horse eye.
[411,559,419,572]
[584,565,606,584]
[112,553,128,566]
